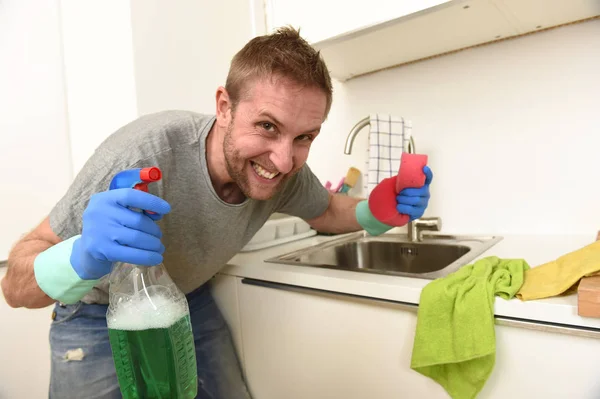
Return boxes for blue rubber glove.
[396,166,433,222]
[70,188,171,280]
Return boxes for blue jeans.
[49,282,252,399]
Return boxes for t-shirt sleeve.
[48,113,179,240]
[49,145,144,240]
[275,163,330,220]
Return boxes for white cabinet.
[210,274,247,373]
[265,0,600,81]
[481,325,600,398]
[236,278,600,399]
[238,278,449,398]
[264,0,449,44]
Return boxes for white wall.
[59,0,139,175]
[0,269,52,399]
[130,0,257,116]
[309,20,600,235]
[0,1,73,259]
[58,0,258,173]
[0,1,63,395]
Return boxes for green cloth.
[410,256,530,399]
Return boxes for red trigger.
[133,183,156,214]
[134,183,149,192]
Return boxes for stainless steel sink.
[265,231,503,279]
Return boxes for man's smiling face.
[223,75,327,200]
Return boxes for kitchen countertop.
[221,230,600,330]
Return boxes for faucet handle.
[408,216,442,242]
[415,217,442,231]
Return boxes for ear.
[215,86,232,129]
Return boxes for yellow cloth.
[516,240,600,301]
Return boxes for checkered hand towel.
[365,114,412,196]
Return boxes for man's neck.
[205,123,245,204]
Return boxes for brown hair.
[225,26,333,118]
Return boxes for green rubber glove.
[34,236,100,304]
[355,200,393,236]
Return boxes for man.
[1,27,432,398]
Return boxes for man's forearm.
[307,193,363,234]
[1,239,55,309]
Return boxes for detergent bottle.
[105,167,197,399]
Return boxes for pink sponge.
[368,153,428,227]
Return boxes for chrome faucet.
[344,116,439,242]
[344,117,415,154]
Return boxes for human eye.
[296,134,314,142]
[260,122,276,133]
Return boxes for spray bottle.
[105,167,198,399]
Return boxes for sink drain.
[400,247,419,256]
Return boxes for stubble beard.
[223,121,252,198]
[223,121,302,201]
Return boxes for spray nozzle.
[109,167,162,214]
[109,167,162,191]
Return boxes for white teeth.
[252,162,278,180]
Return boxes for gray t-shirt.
[49,110,329,304]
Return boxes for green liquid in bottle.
[108,314,197,399]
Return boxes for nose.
[269,138,294,175]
